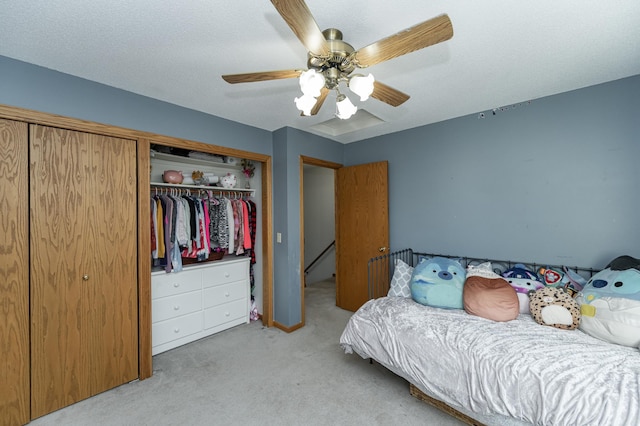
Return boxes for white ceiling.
[1,1,639,144]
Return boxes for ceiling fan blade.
[307,87,330,116]
[222,69,302,84]
[270,0,330,56]
[370,81,410,107]
[354,14,453,68]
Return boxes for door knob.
[82,274,90,281]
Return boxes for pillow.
[529,287,581,330]
[503,264,540,280]
[463,275,519,322]
[387,259,414,298]
[577,296,640,347]
[505,277,545,314]
[502,265,545,314]
[410,256,465,309]
[466,261,499,278]
[576,255,640,346]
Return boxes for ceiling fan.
[222,0,453,119]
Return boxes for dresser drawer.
[203,280,246,309]
[152,311,203,347]
[202,260,248,287]
[152,268,201,299]
[152,290,202,323]
[203,298,247,330]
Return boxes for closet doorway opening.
[300,156,341,324]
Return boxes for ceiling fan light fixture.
[335,93,357,120]
[299,69,325,97]
[348,73,375,101]
[222,5,453,119]
[294,93,318,116]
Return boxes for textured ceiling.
[1,0,639,143]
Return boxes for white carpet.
[29,280,464,425]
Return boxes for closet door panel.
[86,133,138,395]
[0,119,29,426]
[30,125,138,418]
[30,125,90,417]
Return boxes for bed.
[339,249,640,426]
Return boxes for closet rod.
[151,182,254,192]
[150,186,253,198]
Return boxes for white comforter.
[340,296,640,426]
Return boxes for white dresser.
[151,257,250,355]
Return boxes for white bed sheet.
[340,296,640,426]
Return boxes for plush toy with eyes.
[576,255,640,347]
[530,286,581,330]
[503,265,545,314]
[410,256,466,309]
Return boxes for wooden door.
[335,161,389,312]
[30,125,138,418]
[0,119,29,426]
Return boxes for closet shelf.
[151,182,254,193]
[151,151,240,169]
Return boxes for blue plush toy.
[576,255,640,347]
[410,257,466,309]
[581,256,640,302]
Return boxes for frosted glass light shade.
[335,94,357,119]
[349,73,375,101]
[294,94,317,116]
[299,69,325,97]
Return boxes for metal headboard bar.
[368,249,414,299]
[367,248,600,300]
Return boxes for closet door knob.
[83,274,90,281]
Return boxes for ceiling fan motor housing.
[307,28,357,88]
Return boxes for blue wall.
[272,128,343,325]
[0,56,272,155]
[345,75,640,268]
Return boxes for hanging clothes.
[247,199,257,265]
[151,199,158,259]
[234,199,244,255]
[151,188,258,273]
[242,200,251,250]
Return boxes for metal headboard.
[367,248,600,300]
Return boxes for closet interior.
[149,146,263,355]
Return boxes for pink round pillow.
[463,276,519,322]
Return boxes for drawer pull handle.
[173,283,180,288]
[174,305,180,311]
[225,312,230,317]
[224,272,230,277]
[174,328,180,333]
[225,292,230,297]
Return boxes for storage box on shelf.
[151,257,250,355]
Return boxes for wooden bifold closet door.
[0,119,29,426]
[29,125,139,419]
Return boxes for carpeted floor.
[29,279,464,425]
